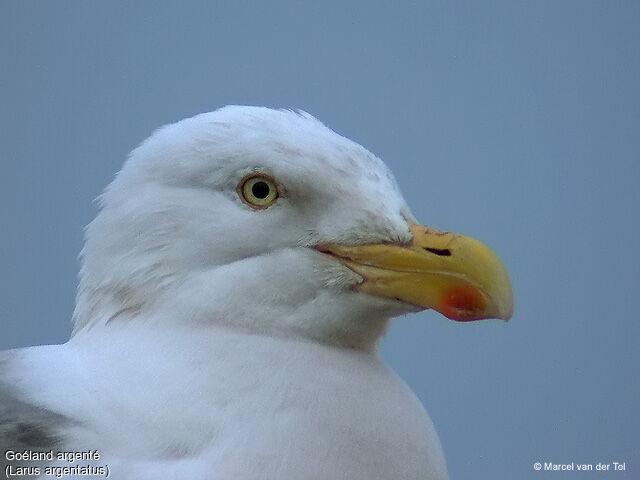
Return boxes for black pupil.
[251,181,270,199]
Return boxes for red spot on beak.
[438,285,487,322]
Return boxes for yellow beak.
[318,223,513,322]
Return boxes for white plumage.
[1,106,456,479]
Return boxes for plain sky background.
[1,2,638,478]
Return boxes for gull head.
[74,106,512,349]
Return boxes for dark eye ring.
[237,173,280,209]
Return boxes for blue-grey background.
[1,2,638,478]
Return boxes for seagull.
[0,106,513,479]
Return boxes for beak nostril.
[423,247,452,257]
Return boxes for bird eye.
[237,173,280,209]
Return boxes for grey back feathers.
[0,360,68,479]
